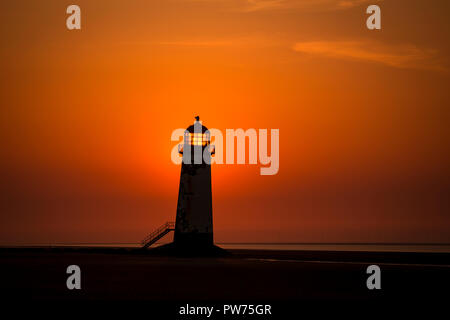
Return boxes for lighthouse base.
[147,241,229,257]
[174,232,213,248]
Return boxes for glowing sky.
[0,0,449,244]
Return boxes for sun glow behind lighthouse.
[0,0,449,244]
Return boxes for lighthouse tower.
[175,116,214,248]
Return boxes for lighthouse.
[175,116,214,248]
[141,116,226,255]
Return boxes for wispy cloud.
[153,35,281,48]
[243,0,377,12]
[243,0,285,12]
[293,40,446,72]
[185,0,380,12]
[336,0,375,9]
[157,40,234,47]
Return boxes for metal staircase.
[141,222,175,249]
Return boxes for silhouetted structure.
[175,116,214,247]
[141,117,226,256]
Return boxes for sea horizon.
[2,242,450,253]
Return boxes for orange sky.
[1,0,449,244]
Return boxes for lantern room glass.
[187,133,210,146]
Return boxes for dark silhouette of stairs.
[141,222,175,249]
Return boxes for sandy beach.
[1,247,448,305]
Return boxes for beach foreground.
[1,247,449,315]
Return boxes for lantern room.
[178,116,215,158]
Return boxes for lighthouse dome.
[186,116,209,133]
